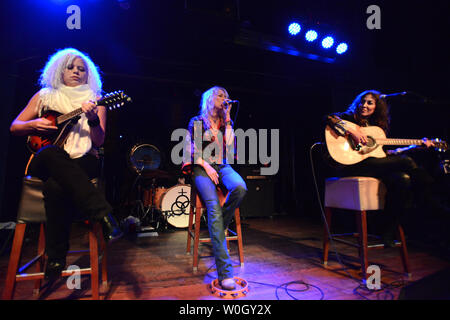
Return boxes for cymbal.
[141,169,173,179]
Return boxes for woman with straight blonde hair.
[183,86,247,290]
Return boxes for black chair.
[2,160,108,300]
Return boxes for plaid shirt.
[182,115,236,174]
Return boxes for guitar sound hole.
[366,136,376,147]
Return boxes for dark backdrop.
[1,0,449,222]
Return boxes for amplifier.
[240,175,275,218]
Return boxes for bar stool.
[2,176,108,300]
[323,176,411,280]
[186,185,244,272]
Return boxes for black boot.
[381,230,396,248]
[101,213,123,243]
[45,259,65,282]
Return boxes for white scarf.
[38,84,96,159]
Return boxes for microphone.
[224,100,239,104]
[380,91,407,99]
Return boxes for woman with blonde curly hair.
[10,48,122,282]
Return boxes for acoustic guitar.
[27,90,132,153]
[325,120,448,165]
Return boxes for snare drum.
[160,184,192,228]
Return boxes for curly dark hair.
[346,90,390,133]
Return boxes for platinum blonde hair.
[199,86,229,129]
[39,48,102,96]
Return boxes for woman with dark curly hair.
[326,90,434,246]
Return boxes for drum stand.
[142,177,165,231]
[128,168,162,235]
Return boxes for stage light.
[288,23,301,36]
[305,30,318,42]
[336,43,348,54]
[321,36,334,49]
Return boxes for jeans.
[193,164,247,281]
[27,146,112,262]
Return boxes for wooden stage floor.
[1,216,449,300]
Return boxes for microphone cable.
[309,143,370,287]
[309,142,410,300]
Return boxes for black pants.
[337,155,433,235]
[28,146,112,262]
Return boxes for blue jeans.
[193,164,247,281]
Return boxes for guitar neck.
[56,107,83,125]
[55,100,102,125]
[376,138,423,146]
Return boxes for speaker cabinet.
[240,176,275,218]
[398,267,450,300]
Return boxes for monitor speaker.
[398,267,450,300]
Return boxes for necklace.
[210,117,221,130]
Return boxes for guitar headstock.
[98,90,132,110]
[432,138,448,152]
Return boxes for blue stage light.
[305,30,318,42]
[336,43,348,54]
[288,23,301,36]
[321,36,334,49]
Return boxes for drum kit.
[127,143,193,233]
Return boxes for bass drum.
[160,184,192,228]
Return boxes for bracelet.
[225,120,232,126]
[87,117,100,127]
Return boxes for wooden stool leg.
[234,208,244,267]
[323,207,332,266]
[186,188,195,255]
[2,223,27,300]
[356,210,369,280]
[33,223,46,295]
[225,229,230,253]
[397,225,411,277]
[192,195,202,272]
[100,232,108,288]
[89,223,100,300]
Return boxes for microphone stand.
[401,91,449,105]
[232,101,240,126]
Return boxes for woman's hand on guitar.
[31,118,58,133]
[347,127,369,146]
[81,100,98,121]
[421,138,434,148]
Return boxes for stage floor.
[1,216,449,300]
